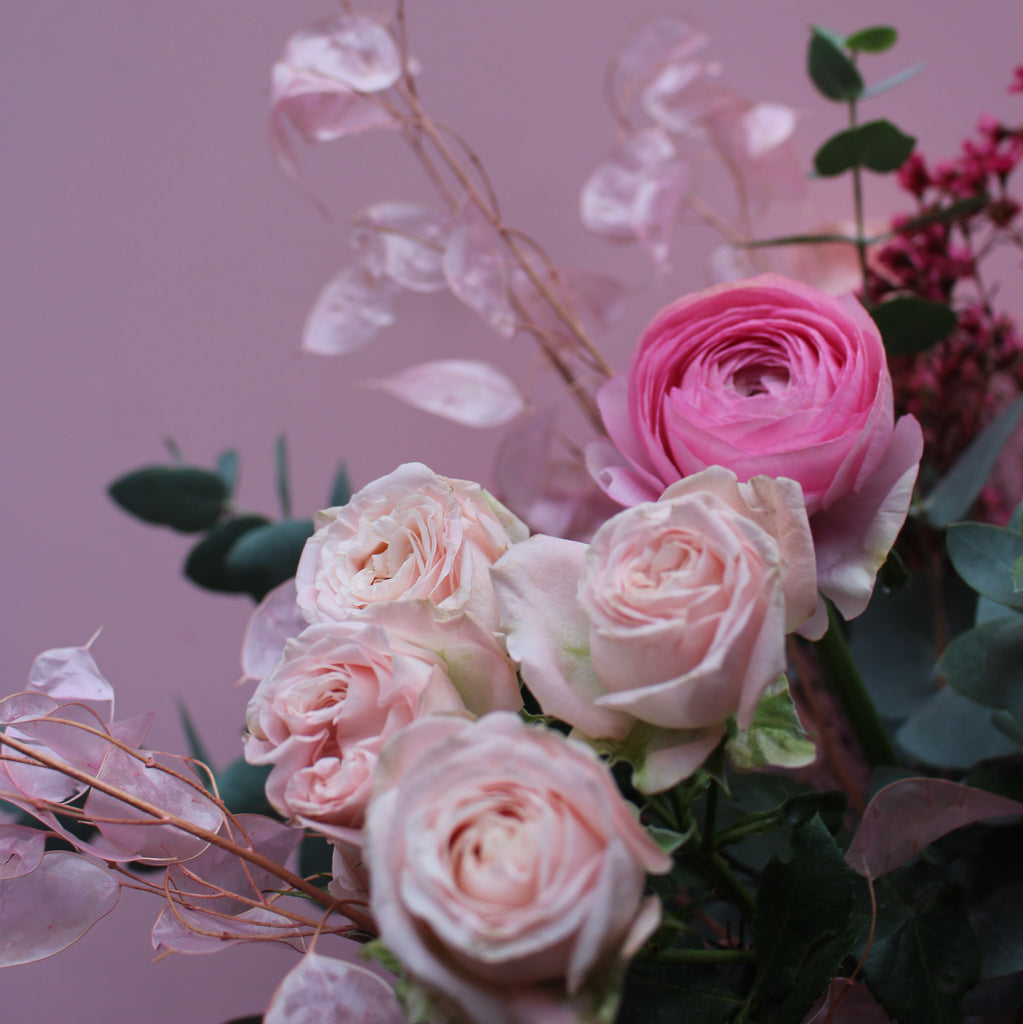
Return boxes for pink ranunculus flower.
[365,713,672,1024]
[296,462,528,631]
[492,467,819,792]
[244,600,520,839]
[588,274,924,630]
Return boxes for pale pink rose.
[244,599,520,838]
[365,713,671,1024]
[492,468,819,791]
[296,462,528,631]
[588,274,923,626]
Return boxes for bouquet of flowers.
[3,6,1023,1023]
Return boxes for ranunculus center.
[729,361,791,398]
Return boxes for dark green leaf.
[215,758,274,817]
[860,61,926,100]
[618,960,742,1024]
[814,119,916,177]
[1013,555,1023,593]
[184,515,271,594]
[108,465,228,533]
[753,816,859,1022]
[275,434,291,520]
[971,882,1023,981]
[299,833,336,879]
[893,195,988,234]
[328,462,352,508]
[163,436,183,462]
[859,869,980,1024]
[869,296,957,356]
[807,26,864,101]
[216,449,239,494]
[939,615,1023,721]
[225,519,314,601]
[845,25,898,53]
[923,394,1023,528]
[991,710,1023,748]
[948,522,1023,609]
[175,697,214,775]
[221,1017,262,1024]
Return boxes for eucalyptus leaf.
[108,465,228,533]
[938,615,1023,721]
[224,519,315,601]
[807,26,863,101]
[893,195,987,233]
[1013,555,1023,593]
[184,515,271,594]
[947,522,1023,609]
[216,449,239,494]
[175,698,214,775]
[923,393,1023,528]
[845,26,898,53]
[814,120,915,177]
[275,434,291,520]
[860,61,926,100]
[328,462,352,508]
[869,296,957,356]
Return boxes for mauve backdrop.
[1,2,1019,1021]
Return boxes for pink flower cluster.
[871,73,1023,521]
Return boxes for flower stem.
[692,852,757,919]
[813,601,899,767]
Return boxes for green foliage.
[214,757,274,817]
[108,465,228,533]
[216,449,239,494]
[328,462,352,508]
[814,119,916,176]
[947,522,1023,610]
[752,816,859,1023]
[224,519,315,601]
[922,393,1023,527]
[869,296,957,355]
[859,866,981,1024]
[807,26,863,101]
[725,678,816,770]
[275,434,292,519]
[175,697,214,773]
[618,960,743,1024]
[184,515,271,595]
[844,26,898,53]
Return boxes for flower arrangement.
[4,6,1023,1024]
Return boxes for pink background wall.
[2,2,1020,1020]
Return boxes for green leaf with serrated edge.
[923,393,1023,528]
[275,434,291,520]
[752,816,858,1022]
[184,515,271,594]
[857,867,980,1024]
[328,462,352,508]
[845,25,897,53]
[814,120,916,177]
[108,465,228,533]
[726,678,816,770]
[216,449,239,494]
[214,758,274,817]
[860,61,926,100]
[224,519,314,601]
[938,615,1023,722]
[175,698,214,775]
[870,296,957,355]
[948,522,1023,609]
[807,26,863,101]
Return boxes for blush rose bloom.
[364,713,671,1024]
[296,462,528,632]
[588,274,923,632]
[492,467,819,791]
[244,601,520,839]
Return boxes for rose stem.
[812,601,899,768]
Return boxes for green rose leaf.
[845,25,898,53]
[224,518,315,601]
[108,465,228,533]
[184,515,271,594]
[814,119,916,177]
[807,25,864,101]
[869,296,957,356]
[947,522,1023,609]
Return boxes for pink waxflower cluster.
[869,69,1023,520]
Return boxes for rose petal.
[368,359,524,428]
